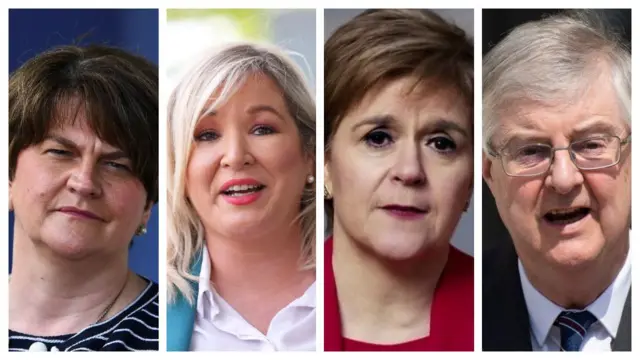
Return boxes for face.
[186,73,313,240]
[483,72,631,269]
[10,104,151,260]
[326,77,473,260]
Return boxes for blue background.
[8,9,159,282]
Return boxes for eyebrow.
[572,119,624,137]
[200,104,286,121]
[44,135,128,160]
[351,114,470,138]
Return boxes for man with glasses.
[482,10,631,351]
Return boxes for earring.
[136,225,147,236]
[307,175,315,184]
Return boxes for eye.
[363,129,393,148]
[252,125,276,136]
[45,148,73,157]
[511,144,550,167]
[104,161,131,172]
[194,130,220,142]
[427,136,457,153]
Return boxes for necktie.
[554,310,597,351]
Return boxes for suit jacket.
[167,251,203,351]
[483,237,631,351]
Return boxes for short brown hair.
[324,9,473,150]
[9,45,159,203]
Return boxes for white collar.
[195,246,317,317]
[519,242,631,347]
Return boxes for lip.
[540,209,592,236]
[57,207,104,221]
[381,204,428,220]
[220,178,264,193]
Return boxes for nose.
[67,159,102,198]
[545,149,584,194]
[390,142,426,186]
[220,131,255,170]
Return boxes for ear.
[482,152,496,193]
[324,160,333,197]
[8,181,13,211]
[141,201,153,226]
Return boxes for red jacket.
[324,237,474,351]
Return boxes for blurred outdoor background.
[166,9,316,92]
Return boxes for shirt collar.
[519,242,631,347]
[195,246,219,318]
[195,245,317,315]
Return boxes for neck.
[9,228,130,336]
[205,221,314,295]
[520,235,629,309]
[331,226,449,345]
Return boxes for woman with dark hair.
[324,9,474,351]
[9,45,159,351]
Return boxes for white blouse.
[189,247,316,351]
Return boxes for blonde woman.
[166,43,316,351]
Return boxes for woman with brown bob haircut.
[9,45,158,351]
[324,9,474,351]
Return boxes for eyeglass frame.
[486,134,631,177]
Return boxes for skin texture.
[327,76,473,261]
[10,104,151,260]
[186,73,313,244]
[483,69,631,308]
[185,73,315,334]
[9,100,152,336]
[327,76,473,343]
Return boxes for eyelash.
[194,125,277,141]
[46,148,132,173]
[362,130,458,153]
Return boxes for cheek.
[331,149,385,208]
[185,148,220,198]
[257,138,307,185]
[104,180,147,216]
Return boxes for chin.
[544,239,604,269]
[367,232,438,261]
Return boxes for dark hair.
[324,9,473,220]
[9,44,158,203]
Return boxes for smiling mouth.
[543,207,591,225]
[222,184,266,197]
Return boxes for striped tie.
[554,310,597,351]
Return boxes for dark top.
[9,280,158,352]
[324,237,474,351]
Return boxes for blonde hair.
[167,42,316,304]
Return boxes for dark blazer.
[483,237,631,351]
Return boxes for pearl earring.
[307,175,315,184]
[136,225,147,236]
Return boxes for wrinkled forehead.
[47,95,129,154]
[493,78,628,145]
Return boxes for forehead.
[202,72,287,117]
[341,76,471,129]
[495,70,627,140]
[47,100,124,152]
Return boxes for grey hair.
[167,42,316,304]
[483,10,631,153]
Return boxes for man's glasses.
[486,135,631,177]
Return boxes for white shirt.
[518,246,631,351]
[189,247,316,351]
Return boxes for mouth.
[57,207,104,221]
[381,205,427,218]
[221,184,266,197]
[543,207,591,226]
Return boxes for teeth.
[227,184,261,192]
[548,208,581,216]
